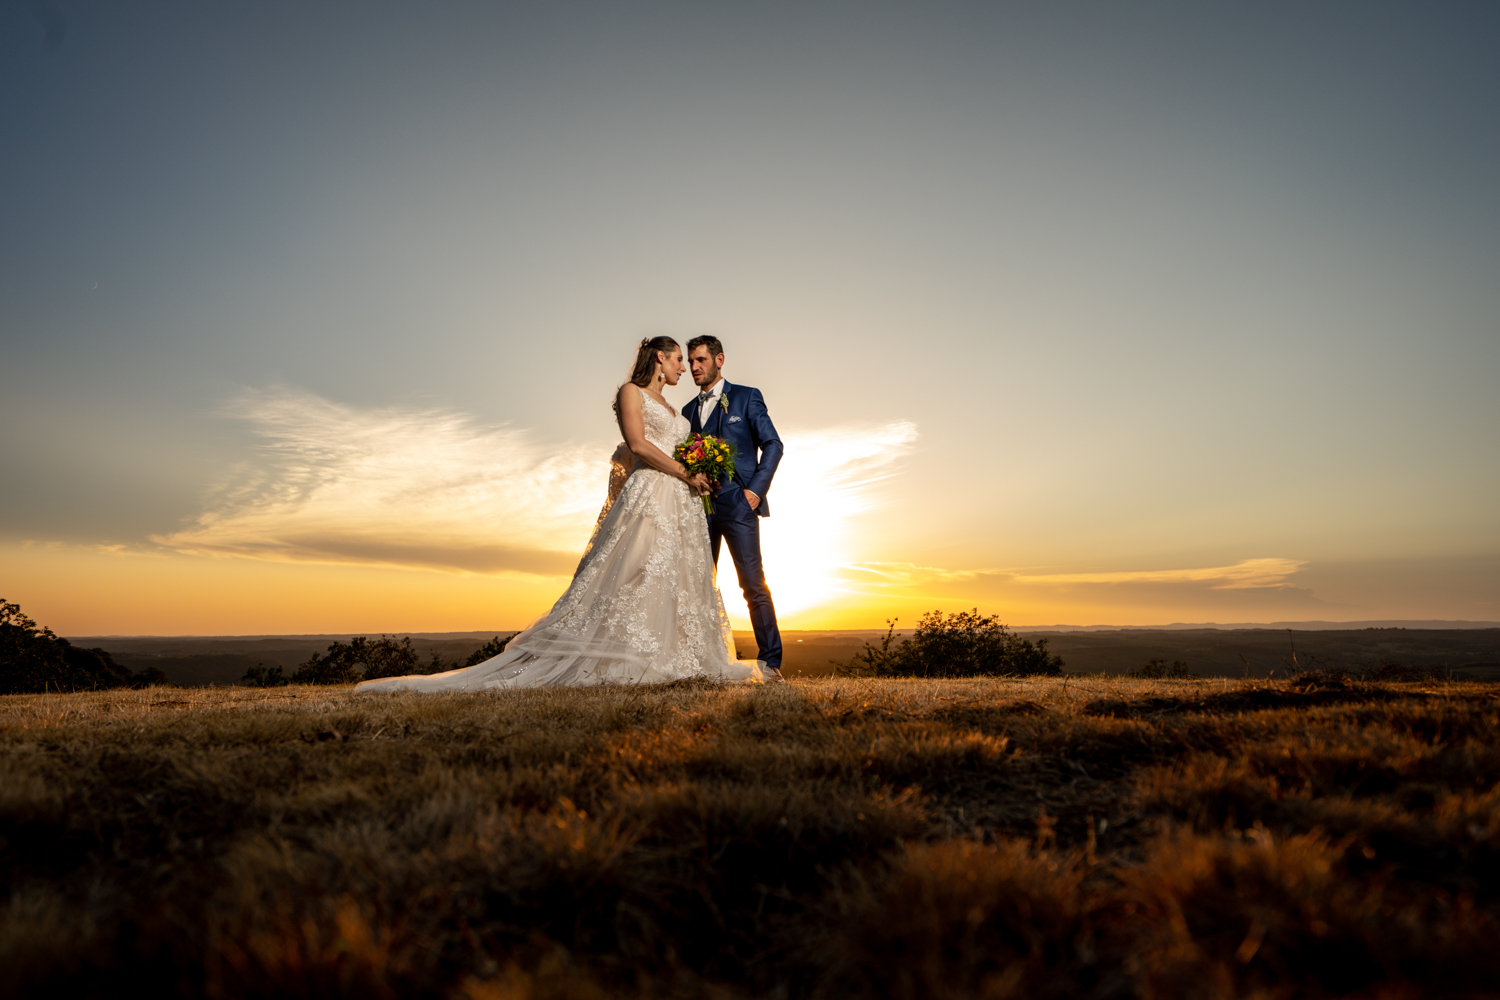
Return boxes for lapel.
[706,380,729,437]
[688,398,702,435]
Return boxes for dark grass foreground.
[2,677,1497,999]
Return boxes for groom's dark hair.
[686,334,724,358]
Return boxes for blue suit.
[683,381,784,669]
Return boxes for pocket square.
[728,415,742,423]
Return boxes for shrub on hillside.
[1129,658,1195,679]
[241,663,289,687]
[462,634,511,666]
[1362,661,1452,681]
[418,634,512,675]
[129,665,172,686]
[838,609,1064,678]
[1,600,72,693]
[282,634,514,685]
[291,635,418,684]
[1,599,162,694]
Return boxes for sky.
[3,1,1498,635]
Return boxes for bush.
[2,599,72,693]
[126,665,172,687]
[241,663,289,687]
[1362,661,1451,682]
[285,634,514,685]
[290,635,417,685]
[462,634,511,666]
[1129,658,1195,679]
[423,635,514,674]
[839,609,1064,678]
[0,599,151,694]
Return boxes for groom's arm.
[743,388,783,502]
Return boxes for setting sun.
[724,421,916,623]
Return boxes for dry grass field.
[2,675,1497,998]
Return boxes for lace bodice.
[638,386,691,457]
[594,388,691,533]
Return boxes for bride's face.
[658,348,686,386]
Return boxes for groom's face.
[689,347,723,387]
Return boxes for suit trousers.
[707,487,783,669]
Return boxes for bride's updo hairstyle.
[614,335,680,417]
[627,335,680,388]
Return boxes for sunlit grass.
[2,676,1497,997]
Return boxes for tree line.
[241,634,511,686]
[7,597,1213,691]
[0,599,515,693]
[0,599,170,694]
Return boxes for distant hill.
[65,632,518,687]
[755,627,1500,679]
[1015,627,1500,679]
[67,625,1500,684]
[1015,620,1500,631]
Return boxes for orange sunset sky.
[4,3,1497,635]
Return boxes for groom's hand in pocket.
[743,489,761,511]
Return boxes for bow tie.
[698,392,715,405]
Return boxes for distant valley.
[65,624,1500,685]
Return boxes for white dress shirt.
[696,377,725,427]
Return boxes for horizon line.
[63,618,1500,640]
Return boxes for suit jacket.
[682,381,783,517]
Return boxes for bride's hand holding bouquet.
[674,434,736,513]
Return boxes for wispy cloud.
[153,390,922,596]
[843,557,1307,592]
[775,421,918,512]
[153,387,610,575]
[841,562,983,587]
[1011,557,1308,590]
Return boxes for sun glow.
[41,387,1350,633]
[136,387,920,631]
[718,421,918,626]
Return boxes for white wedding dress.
[356,387,762,693]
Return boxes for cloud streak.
[774,420,919,513]
[1011,557,1308,590]
[151,385,1307,629]
[153,387,611,575]
[844,558,1308,592]
[152,390,922,601]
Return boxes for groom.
[683,335,785,681]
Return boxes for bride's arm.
[617,386,710,491]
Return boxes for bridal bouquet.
[674,434,736,514]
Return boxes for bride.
[356,337,763,693]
